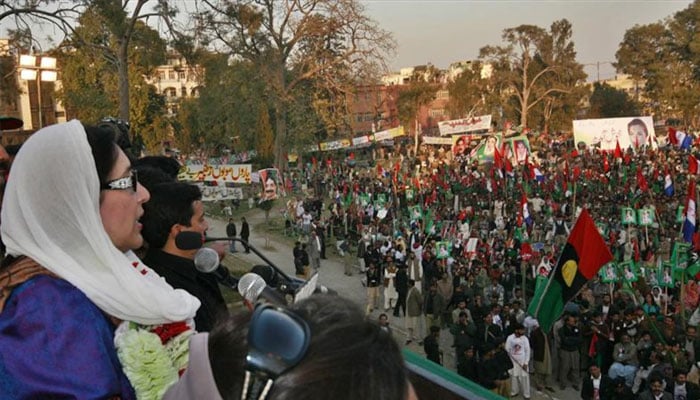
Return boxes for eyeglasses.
[242,304,310,400]
[101,170,138,192]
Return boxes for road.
[207,207,579,400]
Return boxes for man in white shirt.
[506,323,531,400]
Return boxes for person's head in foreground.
[165,294,419,400]
[0,120,199,398]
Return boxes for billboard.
[178,164,252,184]
[258,168,282,200]
[465,135,530,164]
[438,115,492,136]
[573,116,656,151]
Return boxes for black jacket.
[666,381,700,400]
[559,323,583,351]
[226,222,237,237]
[581,374,614,400]
[144,248,227,332]
[240,221,250,239]
[423,334,441,365]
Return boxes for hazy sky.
[363,0,691,80]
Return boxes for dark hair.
[134,156,181,180]
[140,182,202,248]
[84,124,119,188]
[134,165,176,192]
[209,295,409,400]
[628,118,648,134]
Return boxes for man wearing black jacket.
[558,314,583,391]
[141,182,227,332]
[581,364,613,400]
[225,218,237,253]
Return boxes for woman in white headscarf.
[0,121,200,399]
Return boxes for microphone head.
[237,273,266,303]
[194,247,220,274]
[175,231,205,250]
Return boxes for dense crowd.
[283,133,700,399]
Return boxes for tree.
[480,19,585,129]
[197,0,395,170]
[256,107,274,166]
[615,22,668,104]
[56,5,168,150]
[532,19,588,133]
[397,79,437,149]
[445,61,490,119]
[587,82,639,118]
[615,3,700,126]
[2,1,188,123]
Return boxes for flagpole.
[681,269,687,327]
[572,182,577,224]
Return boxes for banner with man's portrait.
[258,168,282,201]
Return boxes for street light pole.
[18,55,57,129]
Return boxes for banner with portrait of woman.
[573,116,657,151]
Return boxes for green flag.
[527,210,613,333]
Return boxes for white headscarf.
[1,120,200,325]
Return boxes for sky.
[362,0,691,80]
[1,0,691,82]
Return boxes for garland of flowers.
[115,320,195,400]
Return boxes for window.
[429,108,445,117]
[436,89,449,99]
[179,71,185,80]
[181,87,187,97]
[168,71,176,80]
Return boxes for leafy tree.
[480,19,585,129]
[615,3,700,125]
[56,6,168,147]
[397,80,437,142]
[174,54,268,157]
[614,22,667,101]
[2,1,187,122]
[531,19,588,133]
[197,0,395,169]
[445,61,490,119]
[587,82,639,118]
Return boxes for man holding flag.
[527,209,614,334]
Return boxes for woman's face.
[629,124,647,147]
[99,147,150,252]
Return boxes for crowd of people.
[282,131,700,399]
[0,120,416,400]
[4,117,700,399]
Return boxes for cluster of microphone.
[177,231,291,306]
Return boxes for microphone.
[194,247,239,288]
[237,272,287,306]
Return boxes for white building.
[145,53,203,115]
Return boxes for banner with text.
[196,185,244,202]
[373,126,405,141]
[178,164,252,184]
[573,116,657,151]
[438,115,492,136]
[423,136,453,145]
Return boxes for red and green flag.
[527,209,613,332]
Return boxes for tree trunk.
[274,100,287,171]
[117,41,130,121]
